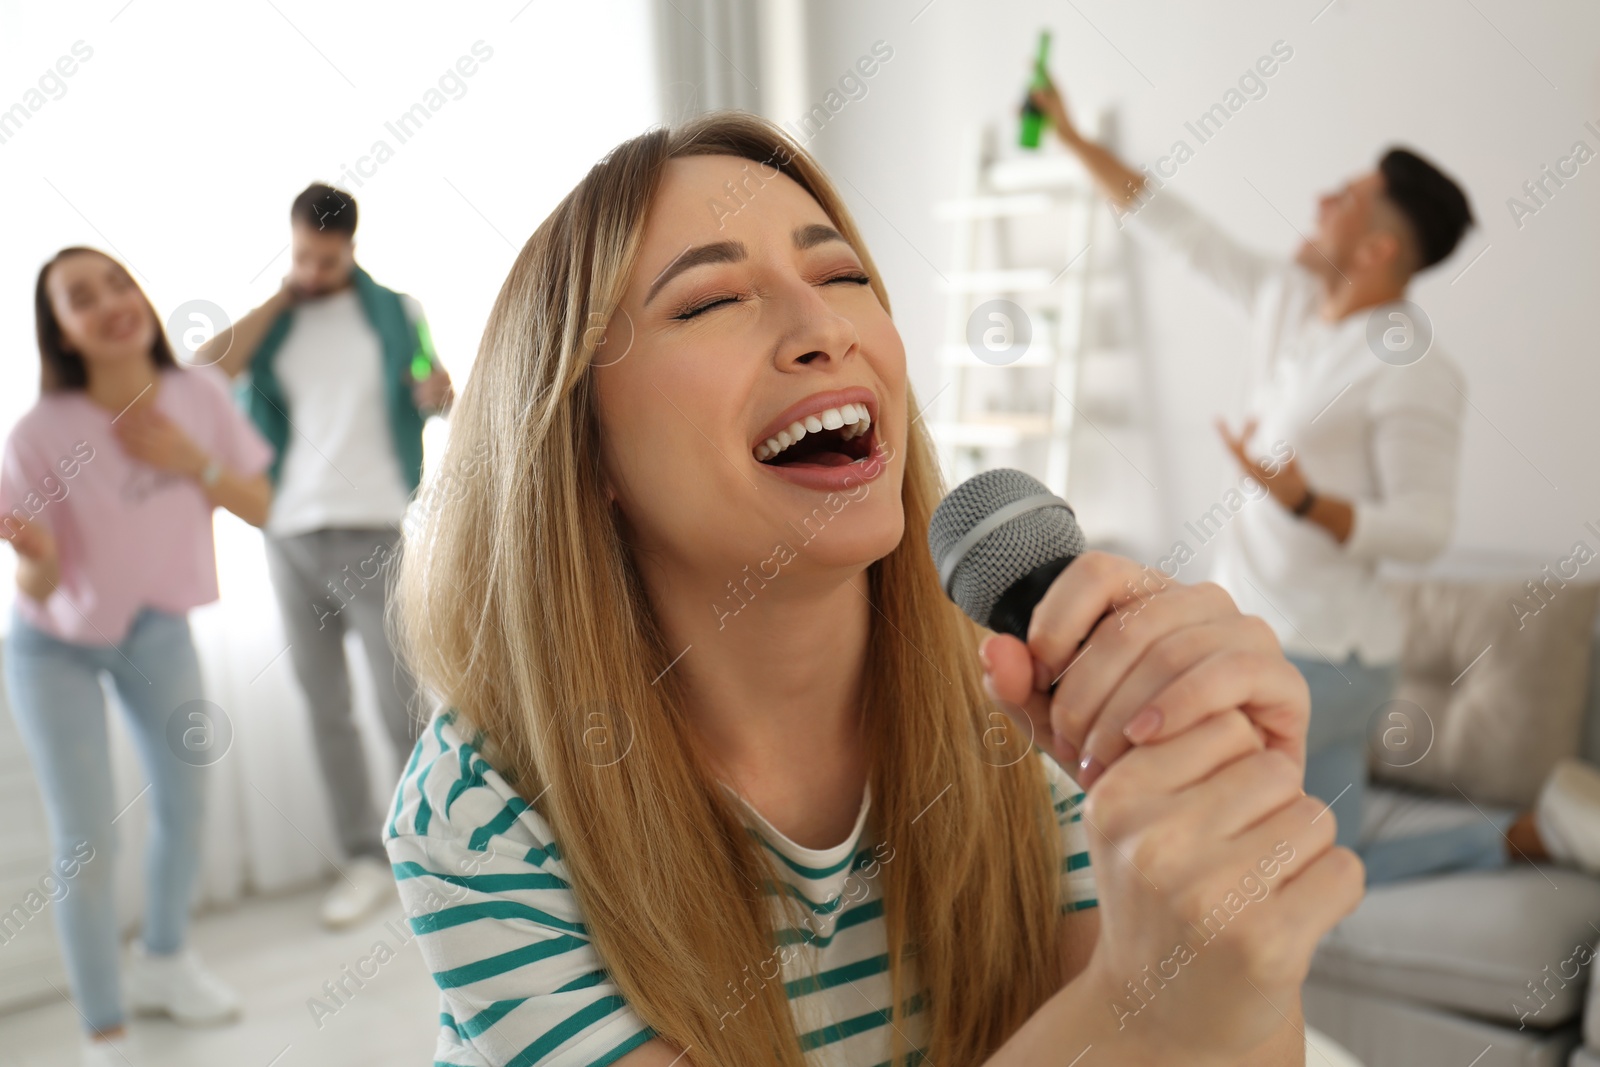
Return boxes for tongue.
[784,450,855,468]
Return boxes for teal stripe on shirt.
[431,936,591,989]
[500,993,639,1067]
[468,796,531,852]
[391,860,571,894]
[773,897,884,949]
[783,950,890,999]
[409,898,587,938]
[797,992,927,1053]
[409,715,451,837]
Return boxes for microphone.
[927,468,1086,641]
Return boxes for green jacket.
[237,265,431,492]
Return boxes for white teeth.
[754,403,874,462]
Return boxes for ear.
[1357,228,1401,273]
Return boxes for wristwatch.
[200,457,223,489]
[1292,488,1317,518]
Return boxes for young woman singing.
[383,112,1363,1066]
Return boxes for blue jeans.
[3,604,210,1033]
[1291,653,1513,886]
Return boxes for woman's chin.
[787,507,906,573]
[83,339,157,367]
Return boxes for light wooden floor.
[0,886,441,1067]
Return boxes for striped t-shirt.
[384,710,1099,1067]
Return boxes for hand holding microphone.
[929,468,1309,785]
[931,470,1363,1062]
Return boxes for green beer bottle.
[410,319,436,382]
[1019,29,1051,148]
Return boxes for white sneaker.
[320,855,397,929]
[125,940,241,1027]
[81,1035,135,1067]
[1535,758,1600,874]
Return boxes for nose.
[771,275,860,370]
[104,291,145,331]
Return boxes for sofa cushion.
[1375,580,1599,808]
[1305,977,1581,1067]
[1582,925,1600,1051]
[1310,866,1600,1026]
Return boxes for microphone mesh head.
[927,468,1085,628]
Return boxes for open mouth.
[754,402,875,468]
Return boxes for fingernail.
[977,639,993,672]
[980,672,999,701]
[1078,754,1104,789]
[1124,707,1163,744]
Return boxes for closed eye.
[673,293,741,321]
[672,273,870,320]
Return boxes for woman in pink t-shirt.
[0,247,275,1065]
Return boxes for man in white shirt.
[203,183,454,926]
[1028,76,1600,885]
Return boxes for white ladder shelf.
[930,112,1163,556]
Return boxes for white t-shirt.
[1124,190,1466,665]
[383,710,1099,1067]
[264,288,421,538]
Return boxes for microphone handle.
[986,556,1072,641]
[987,555,1112,699]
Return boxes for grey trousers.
[263,523,426,861]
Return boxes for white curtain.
[652,0,783,120]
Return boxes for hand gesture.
[113,401,207,477]
[1,516,57,565]
[1217,418,1308,511]
[411,363,454,414]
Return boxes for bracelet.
[1291,488,1317,518]
[200,457,223,489]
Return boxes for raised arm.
[1031,72,1281,313]
[199,278,297,380]
[1030,77,1147,211]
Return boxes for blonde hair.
[394,110,1065,1066]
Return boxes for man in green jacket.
[203,182,454,929]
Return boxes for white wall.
[795,0,1600,575]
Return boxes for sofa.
[1303,575,1600,1067]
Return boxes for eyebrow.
[644,240,745,306]
[795,223,849,250]
[66,266,124,299]
[643,224,855,306]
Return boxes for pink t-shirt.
[0,363,275,647]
